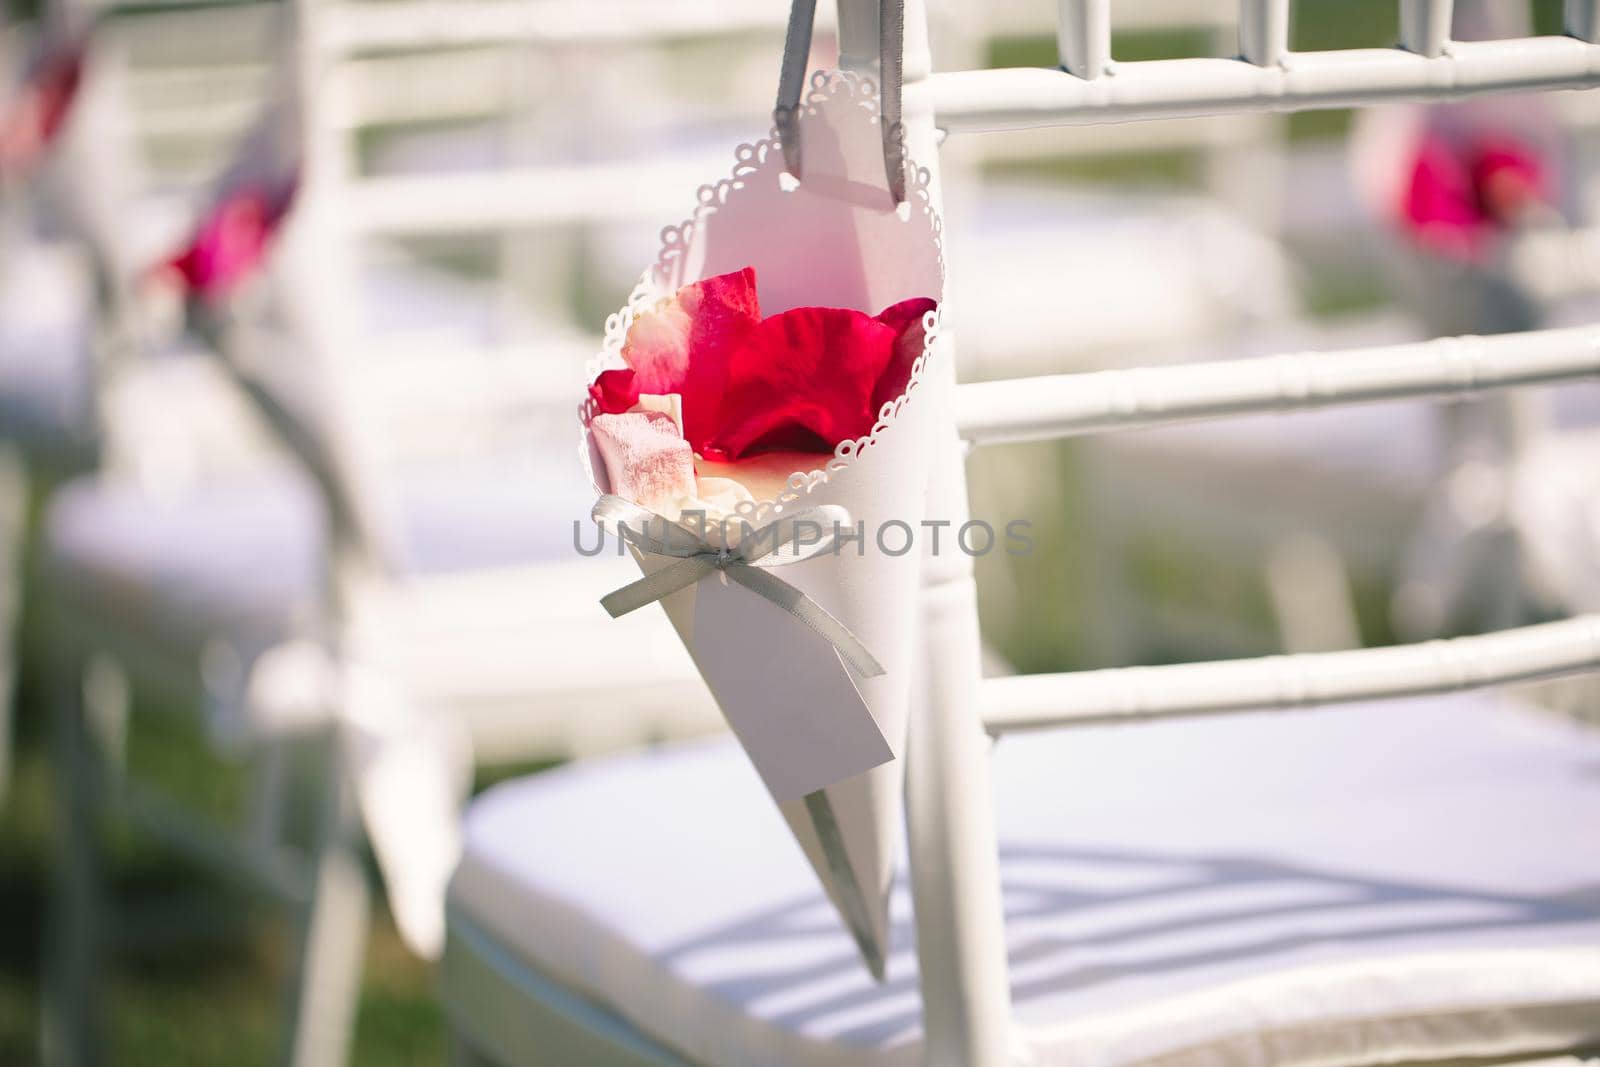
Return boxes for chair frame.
[902,2,1600,1063]
[447,2,1600,1065]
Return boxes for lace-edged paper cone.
[580,71,945,979]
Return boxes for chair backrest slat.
[316,0,810,53]
[1238,0,1289,67]
[985,614,1600,732]
[1400,0,1454,58]
[923,35,1600,131]
[1055,0,1109,80]
[345,159,725,236]
[954,325,1600,446]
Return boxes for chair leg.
[0,445,29,806]
[1265,530,1362,653]
[280,737,370,1067]
[448,1032,501,1067]
[247,739,290,858]
[42,641,105,1067]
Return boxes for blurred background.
[2,0,1599,1062]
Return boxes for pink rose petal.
[590,410,696,514]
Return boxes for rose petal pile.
[586,267,935,522]
[589,268,935,462]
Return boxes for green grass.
[0,518,448,1067]
[0,701,449,1066]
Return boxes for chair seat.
[43,460,713,749]
[447,694,1600,1067]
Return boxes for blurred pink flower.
[1402,132,1547,262]
[164,177,298,301]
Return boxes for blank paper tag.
[692,573,894,801]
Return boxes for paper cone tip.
[803,790,890,982]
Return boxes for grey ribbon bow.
[593,495,886,680]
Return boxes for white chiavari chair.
[40,2,853,1065]
[0,0,264,809]
[1,9,105,802]
[440,2,1600,1065]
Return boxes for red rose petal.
[708,306,898,460]
[870,297,937,414]
[588,368,641,415]
[621,267,761,451]
[604,264,939,465]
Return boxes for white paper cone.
[582,71,946,974]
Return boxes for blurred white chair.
[941,0,1297,381]
[40,2,836,1065]
[1,14,95,780]
[1342,2,1600,643]
[0,6,202,807]
[977,1,1600,664]
[441,3,1600,1066]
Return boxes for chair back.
[868,1,1600,1062]
[244,0,826,583]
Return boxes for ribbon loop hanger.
[775,0,907,204]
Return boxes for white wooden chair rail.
[345,160,726,236]
[985,0,1234,38]
[315,0,811,54]
[955,324,1600,446]
[920,36,1600,132]
[983,613,1600,733]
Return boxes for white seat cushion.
[46,472,329,657]
[43,461,714,748]
[0,246,96,464]
[449,694,1600,1067]
[43,452,589,647]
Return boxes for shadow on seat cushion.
[448,694,1600,1067]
